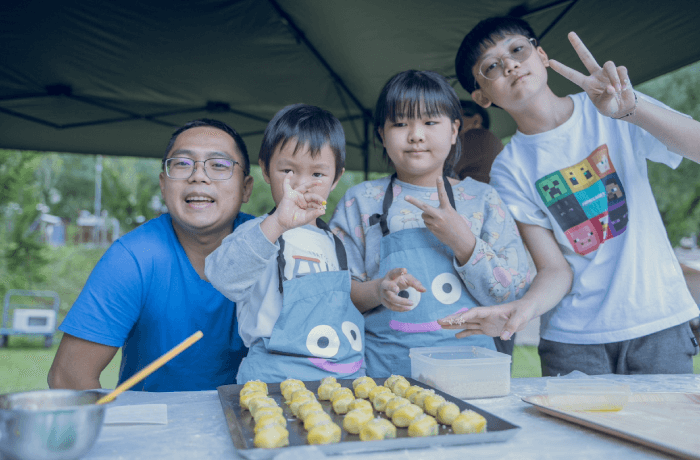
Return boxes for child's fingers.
[303,192,327,207]
[436,176,449,209]
[400,273,426,293]
[548,59,587,89]
[385,267,407,281]
[602,60,622,93]
[567,31,601,74]
[294,179,323,195]
[404,195,432,213]
[618,66,631,90]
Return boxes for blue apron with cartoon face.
[364,175,495,377]
[237,217,365,384]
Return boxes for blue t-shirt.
[59,212,254,391]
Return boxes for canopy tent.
[2,0,699,174]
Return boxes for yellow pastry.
[359,418,397,441]
[240,391,267,410]
[385,397,410,418]
[391,379,410,397]
[303,410,332,431]
[331,395,355,415]
[373,392,397,412]
[403,385,424,402]
[252,406,284,422]
[307,421,342,445]
[297,401,324,421]
[289,388,315,402]
[348,399,373,413]
[423,394,446,416]
[319,376,337,386]
[452,410,487,434]
[249,397,278,418]
[317,382,341,401]
[391,403,423,427]
[408,413,438,437]
[368,385,392,403]
[239,386,265,397]
[352,376,375,389]
[354,381,377,399]
[384,374,405,389]
[280,378,304,393]
[281,382,305,401]
[243,380,268,394]
[329,387,354,403]
[436,402,460,425]
[289,395,316,417]
[412,389,435,409]
[342,408,374,434]
[253,414,286,433]
[253,424,289,448]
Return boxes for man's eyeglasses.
[476,38,537,89]
[163,157,240,180]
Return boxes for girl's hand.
[404,176,476,264]
[549,32,635,118]
[438,301,530,341]
[379,267,426,312]
[273,172,327,232]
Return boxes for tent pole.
[363,114,370,180]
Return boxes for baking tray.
[218,377,520,459]
[522,392,700,460]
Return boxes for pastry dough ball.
[359,418,397,441]
[384,374,403,389]
[342,408,374,434]
[408,413,438,437]
[411,389,435,409]
[317,382,341,400]
[320,376,337,386]
[249,397,278,418]
[303,411,332,431]
[352,376,376,389]
[385,397,410,418]
[239,386,265,398]
[391,379,410,397]
[243,380,268,394]
[436,402,460,425]
[391,403,423,428]
[289,388,315,402]
[307,421,342,445]
[372,392,396,412]
[280,378,304,392]
[252,406,284,423]
[403,385,424,402]
[331,395,355,415]
[253,424,289,449]
[354,381,377,399]
[290,395,316,417]
[297,401,324,421]
[348,399,373,413]
[329,387,354,403]
[253,414,286,433]
[452,410,487,434]
[423,394,446,417]
[368,385,392,403]
[281,382,305,401]
[240,391,267,410]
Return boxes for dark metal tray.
[217,377,520,459]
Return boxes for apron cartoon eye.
[342,321,363,351]
[431,273,462,305]
[306,325,340,358]
[397,287,421,310]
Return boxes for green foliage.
[637,61,700,245]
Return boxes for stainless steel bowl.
[0,389,110,460]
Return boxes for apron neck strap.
[371,174,456,237]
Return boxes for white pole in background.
[93,154,102,244]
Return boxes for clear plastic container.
[546,379,631,411]
[409,346,511,399]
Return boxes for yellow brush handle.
[96,330,203,404]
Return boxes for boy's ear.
[258,159,271,184]
[471,90,492,109]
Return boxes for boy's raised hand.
[379,267,426,312]
[549,32,635,118]
[404,176,476,265]
[272,172,327,232]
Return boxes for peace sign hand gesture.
[274,172,327,231]
[549,32,635,118]
[404,176,476,265]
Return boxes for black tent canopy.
[2,0,699,174]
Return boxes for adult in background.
[454,100,503,184]
[48,119,254,391]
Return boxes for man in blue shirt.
[48,119,254,391]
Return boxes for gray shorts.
[538,321,699,376]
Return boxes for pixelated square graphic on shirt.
[536,171,571,207]
[565,219,604,255]
[603,172,626,207]
[587,144,615,178]
[547,194,588,231]
[574,180,608,219]
[561,159,600,193]
[608,200,628,237]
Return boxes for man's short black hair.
[460,100,490,130]
[163,118,250,176]
[455,16,538,93]
[258,104,345,182]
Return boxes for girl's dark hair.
[374,70,463,176]
[259,103,345,182]
[163,118,250,176]
[455,16,538,93]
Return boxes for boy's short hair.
[374,69,463,175]
[461,100,490,130]
[259,104,346,182]
[164,118,250,176]
[455,16,538,93]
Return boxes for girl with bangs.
[330,70,531,377]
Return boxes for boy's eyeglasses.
[477,38,537,85]
[163,157,240,180]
